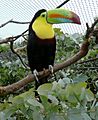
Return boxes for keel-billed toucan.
[27,8,81,90]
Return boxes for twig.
[77,57,98,64]
[10,41,29,69]
[0,19,29,28]
[15,45,27,52]
[9,20,29,24]
[22,35,28,41]
[56,0,70,8]
[13,29,28,41]
[92,19,98,29]
[0,19,13,28]
[71,67,98,70]
[0,29,28,44]
[85,19,98,39]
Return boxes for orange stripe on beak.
[49,14,68,19]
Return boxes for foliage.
[0,28,98,119]
[0,43,31,92]
[0,78,97,120]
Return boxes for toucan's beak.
[46,8,81,25]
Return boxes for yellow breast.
[32,17,54,40]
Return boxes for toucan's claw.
[49,65,54,74]
[35,96,40,101]
[33,69,39,83]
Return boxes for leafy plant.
[0,28,98,119]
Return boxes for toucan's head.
[30,8,81,39]
[31,9,47,23]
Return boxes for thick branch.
[0,40,89,96]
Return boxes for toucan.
[27,8,81,92]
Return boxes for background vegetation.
[0,28,98,120]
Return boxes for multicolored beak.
[46,8,81,25]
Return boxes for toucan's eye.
[41,14,45,17]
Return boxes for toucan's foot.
[49,65,54,75]
[35,96,40,101]
[33,69,39,83]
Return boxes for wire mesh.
[0,0,98,38]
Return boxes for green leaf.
[0,102,9,111]
[89,108,95,120]
[86,89,94,101]
[52,81,67,101]
[65,82,87,103]
[89,106,98,120]
[40,95,51,111]
[37,83,52,96]
[52,81,60,91]
[68,108,91,120]
[48,95,59,105]
[19,88,35,100]
[0,112,5,120]
[65,85,78,103]
[2,106,17,119]
[82,113,92,120]
[95,106,98,120]
[7,117,16,120]
[58,79,65,88]
[12,96,24,105]
[27,98,44,109]
[33,111,43,120]
[73,74,88,83]
[58,77,71,88]
[50,113,65,120]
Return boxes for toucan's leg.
[49,65,54,74]
[33,69,39,83]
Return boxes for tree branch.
[72,67,98,70]
[85,19,98,39]
[8,20,29,24]
[77,57,98,64]
[56,0,70,8]
[0,19,13,28]
[0,40,89,96]
[10,41,29,69]
[0,19,29,28]
[0,29,28,44]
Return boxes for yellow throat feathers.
[32,17,54,40]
